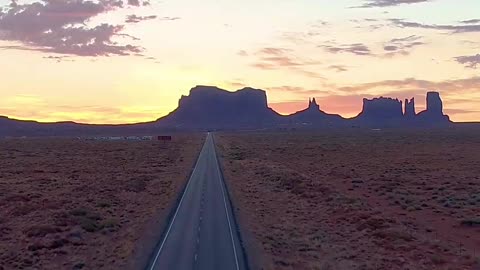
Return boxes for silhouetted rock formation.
[404,98,416,117]
[286,98,345,127]
[157,85,280,129]
[426,92,443,114]
[416,91,450,125]
[353,97,404,126]
[0,87,456,136]
[308,98,320,111]
[353,92,451,127]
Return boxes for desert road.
[147,133,247,270]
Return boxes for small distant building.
[158,136,172,141]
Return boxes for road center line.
[212,134,241,270]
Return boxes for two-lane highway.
[147,133,247,270]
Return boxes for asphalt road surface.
[147,133,247,270]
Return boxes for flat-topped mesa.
[360,97,404,119]
[352,97,405,126]
[404,97,416,117]
[179,85,269,109]
[160,85,279,129]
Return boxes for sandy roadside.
[217,130,480,270]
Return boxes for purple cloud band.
[357,0,433,8]
[0,0,150,57]
[455,54,480,69]
[390,18,480,34]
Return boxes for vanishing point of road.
[147,133,248,270]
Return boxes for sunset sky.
[1,0,479,123]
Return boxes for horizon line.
[1,85,478,125]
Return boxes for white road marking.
[212,134,241,270]
[148,136,207,270]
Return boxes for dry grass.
[217,129,480,270]
[0,135,203,269]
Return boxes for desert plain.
[1,127,479,270]
[0,135,203,269]
[217,127,480,270]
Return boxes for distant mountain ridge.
[0,85,456,136]
[0,115,156,137]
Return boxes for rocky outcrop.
[426,92,443,114]
[308,98,320,111]
[416,91,450,125]
[353,92,451,127]
[404,98,416,117]
[286,98,345,127]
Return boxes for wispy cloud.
[390,18,480,33]
[319,43,372,56]
[43,55,74,63]
[252,47,304,68]
[328,65,349,72]
[237,50,248,57]
[126,15,158,24]
[460,19,480,24]
[246,47,323,78]
[159,16,181,21]
[455,54,480,69]
[382,35,425,56]
[320,36,425,58]
[356,0,433,8]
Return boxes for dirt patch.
[0,135,203,269]
[217,129,480,270]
